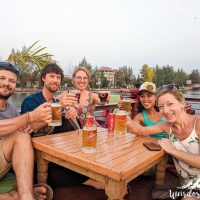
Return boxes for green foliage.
[101,77,110,88]
[115,69,124,87]
[189,69,200,84]
[90,66,99,88]
[7,41,54,88]
[78,57,92,73]
[162,65,175,84]
[120,66,134,86]
[63,77,73,89]
[154,65,175,86]
[174,68,188,87]
[140,64,155,82]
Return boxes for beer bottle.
[81,116,97,153]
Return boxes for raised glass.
[114,110,128,134]
[48,103,62,126]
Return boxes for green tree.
[78,57,92,72]
[101,77,110,88]
[161,65,175,85]
[90,66,99,89]
[154,65,164,86]
[120,66,134,86]
[188,69,200,84]
[140,64,155,82]
[174,68,188,87]
[114,69,124,88]
[63,77,73,89]
[7,41,54,88]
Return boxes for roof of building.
[99,66,115,71]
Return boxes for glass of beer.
[81,116,97,153]
[122,98,132,114]
[82,129,97,153]
[114,110,128,134]
[69,89,81,103]
[48,102,62,126]
[98,91,110,105]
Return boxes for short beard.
[47,87,58,94]
[0,85,14,100]
[0,94,12,100]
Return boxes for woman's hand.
[60,92,78,107]
[65,107,77,119]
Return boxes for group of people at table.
[0,61,199,200]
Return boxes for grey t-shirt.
[0,102,19,120]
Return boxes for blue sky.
[0,0,200,75]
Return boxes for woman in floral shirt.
[72,67,109,127]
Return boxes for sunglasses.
[0,62,20,76]
[157,83,176,95]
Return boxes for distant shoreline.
[14,87,193,93]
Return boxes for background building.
[97,66,116,88]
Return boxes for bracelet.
[26,112,30,124]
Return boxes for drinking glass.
[114,110,128,134]
[98,91,110,105]
[122,98,132,114]
[48,102,62,126]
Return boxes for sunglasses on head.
[157,83,176,95]
[0,62,20,76]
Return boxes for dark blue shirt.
[21,91,75,136]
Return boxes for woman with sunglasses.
[128,84,200,198]
[118,82,167,139]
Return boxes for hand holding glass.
[69,90,81,103]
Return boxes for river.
[9,90,200,114]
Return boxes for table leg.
[155,155,167,185]
[35,150,49,183]
[105,178,127,200]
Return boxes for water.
[182,90,200,114]
[9,92,33,111]
[8,90,200,114]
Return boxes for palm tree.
[7,41,54,88]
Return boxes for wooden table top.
[32,127,165,182]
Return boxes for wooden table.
[33,128,166,200]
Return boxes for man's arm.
[0,113,30,136]
[0,102,51,136]
[21,96,49,132]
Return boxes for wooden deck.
[52,169,180,200]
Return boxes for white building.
[97,66,116,88]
